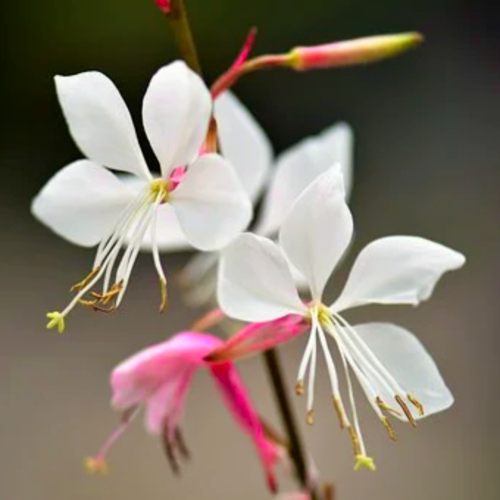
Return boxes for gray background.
[1,0,499,499]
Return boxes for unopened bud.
[155,0,170,14]
[288,32,423,71]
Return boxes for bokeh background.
[1,0,499,499]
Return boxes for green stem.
[167,0,202,74]
[264,349,319,500]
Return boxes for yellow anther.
[159,278,168,313]
[381,416,397,442]
[376,396,402,417]
[395,395,417,427]
[347,426,361,456]
[332,396,347,430]
[84,456,108,475]
[407,393,425,416]
[354,455,377,472]
[295,380,305,396]
[306,410,314,425]
[46,311,65,334]
[70,268,100,292]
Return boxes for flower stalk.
[211,32,423,98]
[264,349,319,500]
[164,3,320,496]
[165,0,202,74]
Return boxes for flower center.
[149,178,171,204]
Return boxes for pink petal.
[206,314,307,363]
[111,333,222,410]
[210,362,280,493]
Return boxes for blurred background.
[1,0,499,498]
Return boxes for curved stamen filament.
[312,311,350,430]
[333,313,419,421]
[306,319,318,425]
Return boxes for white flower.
[179,92,353,306]
[32,61,252,332]
[217,165,465,470]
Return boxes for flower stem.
[264,349,319,499]
[166,0,202,74]
[164,3,318,495]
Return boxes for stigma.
[46,179,171,332]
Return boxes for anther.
[395,395,417,427]
[348,426,361,456]
[159,278,168,313]
[70,268,100,292]
[295,380,305,396]
[407,393,425,416]
[381,416,397,442]
[376,396,402,417]
[332,396,347,430]
[306,410,314,425]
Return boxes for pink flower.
[87,332,280,492]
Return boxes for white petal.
[352,322,454,420]
[215,92,273,201]
[332,236,466,312]
[31,160,136,247]
[55,72,149,178]
[170,154,252,251]
[279,166,353,301]
[255,122,353,236]
[218,233,306,322]
[142,61,212,178]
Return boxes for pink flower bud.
[155,0,170,14]
[288,33,423,70]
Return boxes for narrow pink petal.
[206,314,307,363]
[210,362,280,493]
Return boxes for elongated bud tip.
[155,0,170,14]
[288,32,424,71]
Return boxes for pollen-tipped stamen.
[70,267,100,292]
[395,395,417,427]
[333,396,348,430]
[381,416,397,442]
[407,393,425,416]
[295,380,305,396]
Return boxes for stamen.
[376,396,402,417]
[407,393,425,416]
[296,330,316,389]
[70,267,100,292]
[332,396,348,430]
[348,426,361,456]
[306,410,314,425]
[395,395,417,427]
[313,312,348,430]
[295,380,305,396]
[381,416,397,442]
[159,278,168,313]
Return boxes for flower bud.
[288,33,423,70]
[155,0,170,14]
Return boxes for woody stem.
[264,349,320,499]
